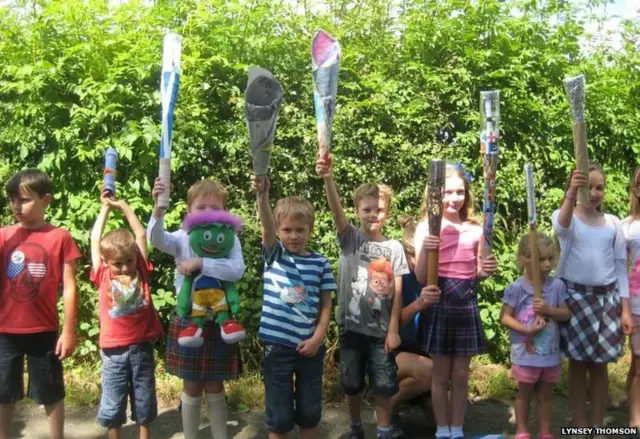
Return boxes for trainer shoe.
[377,426,405,439]
[347,425,365,439]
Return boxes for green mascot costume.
[177,210,246,348]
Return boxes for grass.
[58,347,634,411]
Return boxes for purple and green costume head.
[183,211,242,259]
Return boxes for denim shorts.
[263,342,325,433]
[97,342,158,427]
[338,330,399,397]
[0,332,64,405]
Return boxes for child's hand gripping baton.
[427,159,446,287]
[564,74,590,205]
[157,33,182,210]
[525,163,542,301]
[312,30,340,160]
[244,67,283,198]
[480,90,501,259]
[103,147,118,196]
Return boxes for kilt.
[560,280,622,363]
[165,315,242,381]
[421,277,485,357]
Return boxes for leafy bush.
[1,0,639,367]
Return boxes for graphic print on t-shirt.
[347,265,367,322]
[278,280,311,321]
[6,243,48,302]
[346,242,395,332]
[109,275,147,319]
[516,305,556,355]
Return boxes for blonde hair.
[516,231,556,270]
[419,163,477,223]
[6,169,53,200]
[187,180,229,209]
[274,196,315,230]
[100,228,137,262]
[353,183,393,209]
[398,215,417,259]
[630,165,640,220]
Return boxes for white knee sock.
[181,392,202,439]
[206,392,228,439]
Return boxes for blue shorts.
[263,342,325,433]
[97,342,158,427]
[0,332,64,405]
[338,330,399,397]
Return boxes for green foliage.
[1,0,639,367]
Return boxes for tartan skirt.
[421,277,485,357]
[560,280,622,363]
[165,315,242,381]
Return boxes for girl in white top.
[622,165,640,427]
[552,161,632,432]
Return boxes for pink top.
[414,220,481,279]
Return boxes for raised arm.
[316,154,348,236]
[147,176,179,256]
[252,175,277,249]
[556,169,587,230]
[90,203,111,273]
[107,197,148,261]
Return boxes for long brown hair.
[419,163,478,224]
[559,160,606,212]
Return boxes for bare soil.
[10,396,629,438]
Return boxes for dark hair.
[6,169,53,200]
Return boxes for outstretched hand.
[315,153,333,179]
[250,175,270,195]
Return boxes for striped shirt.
[258,241,337,348]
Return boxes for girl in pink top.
[414,163,497,439]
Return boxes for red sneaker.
[221,319,246,344]
[178,323,204,348]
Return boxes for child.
[621,164,640,427]
[553,162,633,433]
[500,231,570,439]
[316,155,409,439]
[147,177,246,439]
[0,169,82,439]
[413,163,497,439]
[90,189,164,439]
[391,216,438,432]
[251,175,336,439]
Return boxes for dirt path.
[10,396,628,439]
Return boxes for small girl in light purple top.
[500,231,570,439]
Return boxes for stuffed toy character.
[177,211,246,348]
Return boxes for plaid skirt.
[421,277,485,357]
[560,280,622,363]
[165,315,242,381]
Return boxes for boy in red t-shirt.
[0,169,82,439]
[90,189,163,439]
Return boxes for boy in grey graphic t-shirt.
[317,154,409,439]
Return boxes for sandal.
[538,434,554,439]
[515,434,531,439]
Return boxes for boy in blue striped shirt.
[251,175,336,439]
